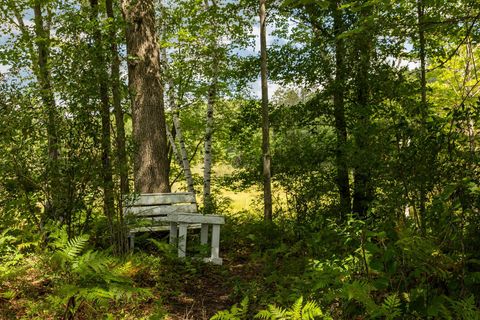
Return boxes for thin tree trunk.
[203,0,219,214]
[106,0,129,255]
[33,0,61,223]
[122,0,170,193]
[203,72,217,214]
[90,0,116,249]
[166,125,184,172]
[259,0,273,222]
[172,99,196,194]
[106,0,129,198]
[352,2,373,218]
[161,48,196,194]
[417,0,427,232]
[332,0,351,218]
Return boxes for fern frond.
[382,294,401,320]
[291,297,303,320]
[302,300,323,319]
[63,234,89,260]
[268,304,288,319]
[255,309,274,319]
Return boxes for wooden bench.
[124,192,225,265]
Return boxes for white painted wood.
[129,193,196,206]
[129,233,135,250]
[211,224,221,262]
[125,193,224,264]
[201,224,209,245]
[125,204,197,216]
[130,225,170,233]
[130,224,201,233]
[203,257,223,265]
[178,223,187,258]
[169,222,178,244]
[167,213,225,225]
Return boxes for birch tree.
[259,0,273,221]
[202,0,220,214]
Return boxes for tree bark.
[105,0,129,255]
[352,2,374,218]
[171,96,196,194]
[332,0,351,218]
[203,72,217,213]
[202,0,219,214]
[33,0,61,222]
[161,48,196,194]
[166,125,184,170]
[90,0,116,250]
[259,0,273,222]
[417,0,427,232]
[106,0,129,198]
[122,0,170,193]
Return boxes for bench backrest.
[124,193,198,220]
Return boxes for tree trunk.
[106,0,129,198]
[105,0,129,255]
[171,98,196,194]
[259,0,273,222]
[203,73,217,214]
[332,0,351,218]
[352,2,374,218]
[90,0,116,250]
[202,0,219,214]
[33,0,61,222]
[417,0,427,233]
[166,125,184,173]
[122,0,170,193]
[161,48,196,194]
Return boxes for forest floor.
[135,233,263,320]
[0,235,262,320]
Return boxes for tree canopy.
[0,0,479,318]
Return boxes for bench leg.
[169,222,178,244]
[129,233,135,251]
[209,224,222,265]
[178,223,187,258]
[200,224,209,245]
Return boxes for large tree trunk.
[259,0,273,222]
[332,0,351,218]
[352,2,374,218]
[33,0,61,222]
[122,0,170,193]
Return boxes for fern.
[211,297,250,320]
[291,296,303,319]
[448,295,480,320]
[254,297,326,320]
[381,294,402,320]
[48,232,151,318]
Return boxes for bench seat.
[124,193,225,265]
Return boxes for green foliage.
[47,232,151,318]
[211,297,250,320]
[254,297,327,320]
[212,297,328,320]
